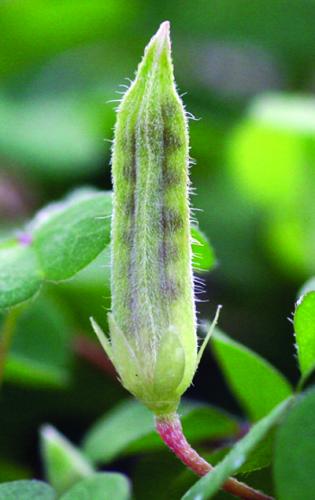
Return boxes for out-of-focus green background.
[0,0,315,488]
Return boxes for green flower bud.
[91,21,217,416]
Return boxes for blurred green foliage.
[1,1,315,498]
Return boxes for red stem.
[156,414,273,500]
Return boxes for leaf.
[229,94,314,210]
[0,95,103,180]
[4,357,68,388]
[60,472,130,500]
[0,191,112,309]
[3,294,72,388]
[274,389,315,500]
[0,241,42,309]
[211,330,292,421]
[298,277,315,297]
[294,291,315,377]
[0,480,55,499]
[82,399,238,465]
[57,248,111,334]
[82,400,156,464]
[132,452,186,500]
[191,226,216,272]
[182,398,292,500]
[33,191,112,281]
[40,425,94,495]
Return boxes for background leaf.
[274,388,315,500]
[0,480,55,499]
[81,400,154,464]
[182,398,292,500]
[191,226,216,272]
[294,291,315,377]
[3,294,72,388]
[0,242,42,310]
[60,472,130,500]
[0,191,112,309]
[32,191,112,281]
[40,425,94,495]
[211,330,292,421]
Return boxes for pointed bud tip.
[40,424,57,441]
[155,20,171,44]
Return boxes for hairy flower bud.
[92,21,215,416]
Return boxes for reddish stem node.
[156,414,273,500]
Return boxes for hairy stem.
[0,307,21,388]
[156,413,273,500]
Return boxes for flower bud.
[91,22,214,416]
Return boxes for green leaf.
[82,399,238,465]
[229,94,315,211]
[4,356,68,388]
[0,241,42,309]
[297,277,315,297]
[274,389,315,500]
[60,473,130,500]
[33,191,112,281]
[0,480,55,499]
[40,425,94,495]
[202,432,276,477]
[54,247,111,335]
[82,400,156,464]
[0,95,103,180]
[191,226,216,272]
[132,452,186,500]
[211,330,292,421]
[3,294,72,388]
[294,291,315,377]
[0,191,112,309]
[182,398,292,500]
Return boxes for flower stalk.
[156,414,273,500]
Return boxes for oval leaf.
[294,291,315,377]
[41,425,94,495]
[33,192,112,281]
[211,330,292,421]
[0,242,42,309]
[0,191,112,310]
[60,473,130,500]
[274,388,315,500]
[0,480,55,500]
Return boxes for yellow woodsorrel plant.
[92,22,271,500]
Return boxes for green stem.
[0,308,21,388]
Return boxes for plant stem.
[156,413,273,500]
[0,308,20,388]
